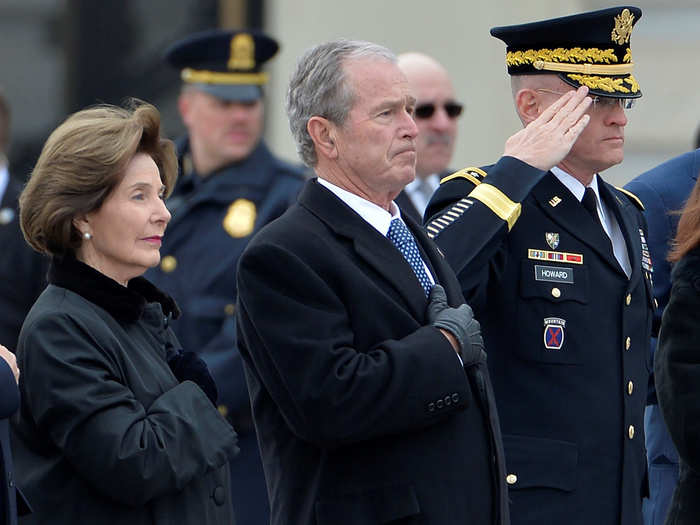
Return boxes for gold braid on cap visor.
[181,68,269,85]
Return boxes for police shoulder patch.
[615,186,645,211]
[440,166,488,187]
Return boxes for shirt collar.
[550,166,602,206]
[405,173,440,194]
[317,177,400,236]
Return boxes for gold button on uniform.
[161,255,177,273]
[551,287,561,298]
[625,294,631,306]
[625,337,631,351]
[224,303,235,316]
[628,425,635,439]
[218,404,229,418]
[627,381,634,395]
[506,474,517,485]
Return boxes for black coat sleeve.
[655,269,700,471]
[19,312,238,506]
[236,241,471,449]
[424,156,545,311]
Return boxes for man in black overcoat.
[234,39,578,525]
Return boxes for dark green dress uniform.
[426,156,653,525]
[146,137,305,524]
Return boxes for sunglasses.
[414,101,464,120]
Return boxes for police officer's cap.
[491,6,642,98]
[165,29,279,102]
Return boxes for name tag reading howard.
[534,265,574,284]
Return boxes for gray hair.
[286,39,396,167]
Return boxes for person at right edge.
[625,148,700,524]
[425,7,654,525]
[655,173,700,524]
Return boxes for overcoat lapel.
[532,173,624,275]
[404,214,455,295]
[299,180,429,319]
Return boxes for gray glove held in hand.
[427,285,486,366]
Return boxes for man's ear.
[514,89,541,126]
[177,91,193,126]
[307,116,338,160]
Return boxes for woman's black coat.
[11,257,238,524]
[656,245,700,524]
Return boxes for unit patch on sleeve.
[543,317,566,350]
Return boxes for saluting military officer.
[425,7,654,525]
[146,29,306,525]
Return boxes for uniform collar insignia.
[549,196,562,207]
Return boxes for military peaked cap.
[165,28,279,101]
[491,6,642,98]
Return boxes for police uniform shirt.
[317,177,435,284]
[404,174,440,218]
[551,167,632,277]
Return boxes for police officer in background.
[147,29,306,525]
[0,88,48,350]
[425,7,653,524]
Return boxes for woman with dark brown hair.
[656,174,700,525]
[10,100,238,524]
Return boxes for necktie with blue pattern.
[387,218,433,297]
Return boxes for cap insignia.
[611,8,634,45]
[228,33,255,71]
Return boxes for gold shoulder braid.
[440,167,488,187]
[615,187,645,211]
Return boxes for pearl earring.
[83,232,92,240]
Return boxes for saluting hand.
[0,344,19,384]
[504,85,592,171]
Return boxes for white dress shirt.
[317,177,435,283]
[551,167,631,277]
[404,174,440,218]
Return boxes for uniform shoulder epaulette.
[440,167,488,187]
[615,186,645,211]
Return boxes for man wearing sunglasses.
[396,52,463,222]
[425,7,653,525]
